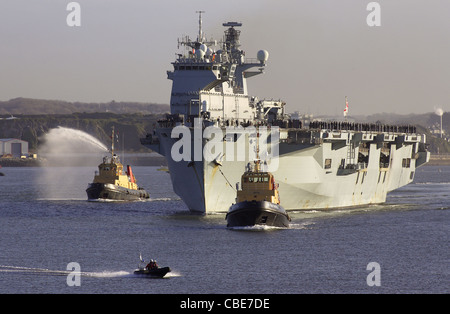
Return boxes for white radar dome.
[195,49,206,60]
[206,47,214,57]
[257,50,269,64]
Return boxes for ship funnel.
[127,165,136,183]
[257,50,269,64]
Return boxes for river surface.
[0,165,448,294]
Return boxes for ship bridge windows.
[244,175,270,183]
[174,64,213,71]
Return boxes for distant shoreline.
[1,154,449,167]
[428,154,450,166]
[0,154,168,167]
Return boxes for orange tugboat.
[86,127,149,201]
[226,130,290,228]
[226,160,290,228]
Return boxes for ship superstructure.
[141,14,430,213]
[167,19,276,124]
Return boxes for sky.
[1,0,449,116]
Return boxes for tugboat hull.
[86,183,149,201]
[226,200,290,228]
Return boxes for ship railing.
[242,58,263,65]
[309,120,417,134]
[174,55,262,65]
[175,56,218,64]
[174,56,264,66]
[233,86,244,94]
[285,137,317,145]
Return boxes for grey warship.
[141,13,430,214]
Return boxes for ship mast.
[255,128,261,172]
[196,10,205,42]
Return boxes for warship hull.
[142,126,429,213]
[86,183,149,201]
[139,17,430,214]
[226,200,290,228]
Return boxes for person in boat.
[146,260,153,270]
[146,259,158,270]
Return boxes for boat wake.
[0,265,69,276]
[228,225,287,231]
[164,270,182,278]
[415,182,450,185]
[0,265,131,278]
[82,270,132,278]
[0,265,182,279]
[148,197,180,202]
[37,198,86,201]
[87,197,178,203]
[227,221,314,231]
[88,198,130,203]
[288,221,316,229]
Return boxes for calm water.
[0,165,448,294]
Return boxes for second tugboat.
[226,131,290,228]
[86,127,149,201]
[226,160,291,228]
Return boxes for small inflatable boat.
[134,266,171,278]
